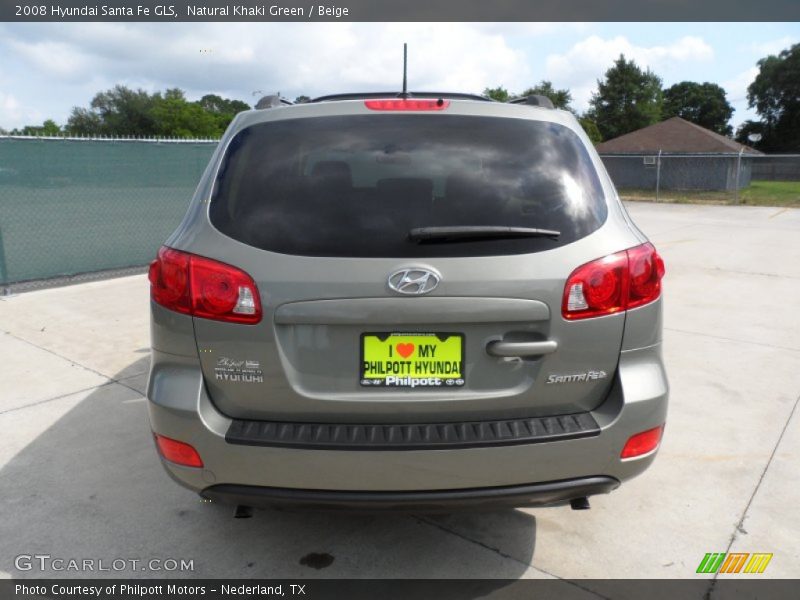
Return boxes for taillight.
[562,242,664,320]
[563,250,628,320]
[154,434,204,468]
[149,247,191,315]
[364,99,450,111]
[627,243,665,310]
[621,425,665,459]
[148,246,262,324]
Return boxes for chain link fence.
[0,136,218,290]
[751,155,800,181]
[599,152,800,205]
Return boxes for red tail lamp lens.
[364,99,450,111]
[154,434,204,468]
[149,248,191,314]
[628,243,665,309]
[149,247,262,324]
[621,425,665,459]
[583,261,625,309]
[562,243,665,320]
[190,255,242,317]
[562,251,628,319]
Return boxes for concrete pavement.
[0,202,798,592]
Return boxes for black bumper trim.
[200,477,620,511]
[225,412,600,451]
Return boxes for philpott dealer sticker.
[214,357,263,383]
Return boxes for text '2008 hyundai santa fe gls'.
[146,91,668,512]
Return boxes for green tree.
[483,86,510,102]
[14,119,63,136]
[663,81,733,136]
[294,95,311,104]
[578,117,603,144]
[65,107,103,135]
[152,89,219,138]
[520,81,573,111]
[197,93,250,115]
[588,55,663,141]
[745,43,800,152]
[89,85,158,135]
[40,119,61,135]
[65,86,250,138]
[196,93,250,133]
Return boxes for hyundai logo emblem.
[387,268,441,296]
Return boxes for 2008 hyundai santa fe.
[146,91,668,512]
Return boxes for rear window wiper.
[409,226,561,243]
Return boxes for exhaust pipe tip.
[234,505,254,519]
[570,497,591,510]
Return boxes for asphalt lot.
[0,202,798,590]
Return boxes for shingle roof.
[595,117,762,154]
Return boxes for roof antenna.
[401,43,408,98]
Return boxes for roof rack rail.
[310,91,492,103]
[254,95,293,110]
[508,95,555,109]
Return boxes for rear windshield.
[209,114,607,257]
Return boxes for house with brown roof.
[596,117,762,191]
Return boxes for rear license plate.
[360,333,465,388]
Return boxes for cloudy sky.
[0,21,797,132]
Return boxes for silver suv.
[146,92,667,511]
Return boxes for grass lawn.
[620,180,800,208]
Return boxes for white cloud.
[0,23,532,105]
[723,66,760,105]
[722,66,761,128]
[747,36,796,58]
[0,22,789,132]
[0,92,19,112]
[544,35,714,111]
[0,91,43,130]
[6,39,95,81]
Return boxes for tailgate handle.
[486,340,558,358]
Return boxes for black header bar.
[3,579,800,600]
[3,0,800,22]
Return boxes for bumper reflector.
[154,434,204,468]
[621,425,664,459]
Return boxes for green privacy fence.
[0,137,218,287]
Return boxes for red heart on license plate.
[396,343,415,358]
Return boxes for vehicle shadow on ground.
[0,357,543,590]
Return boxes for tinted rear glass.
[209,114,607,257]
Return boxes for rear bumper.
[225,412,600,451]
[201,477,620,511]
[147,342,668,498]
